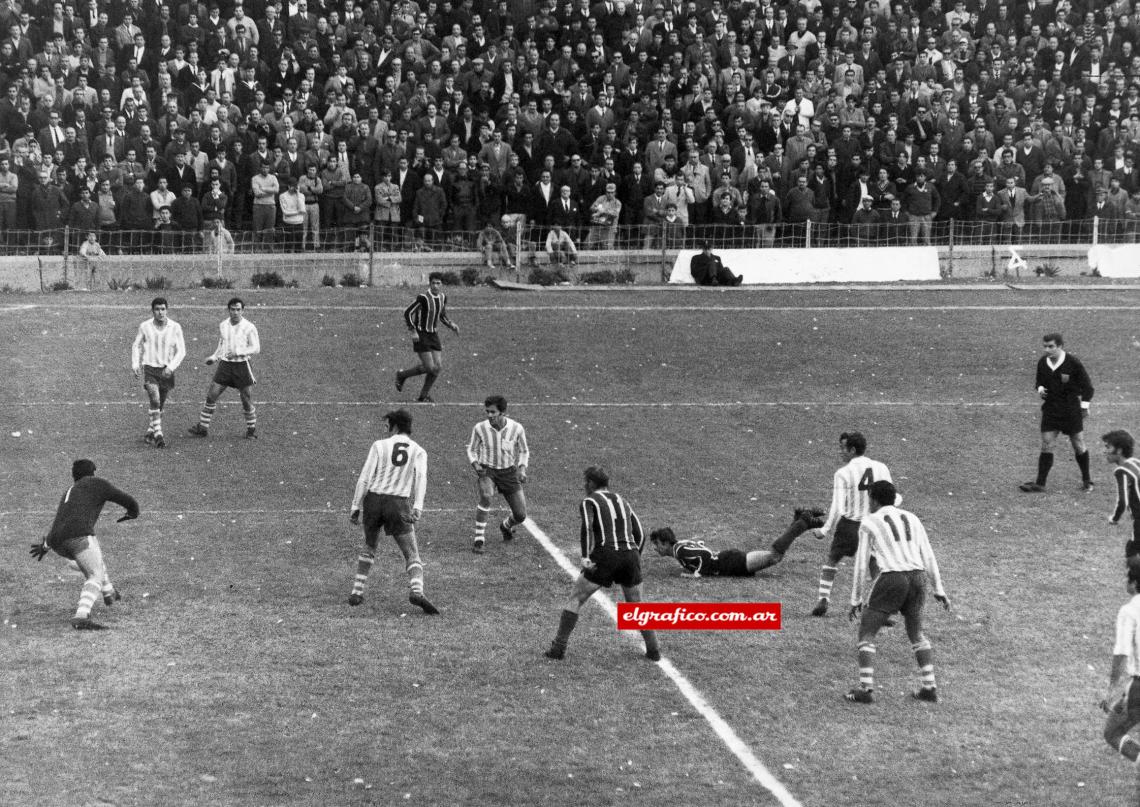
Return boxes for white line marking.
[4,399,1140,408]
[524,517,803,807]
[0,507,473,517]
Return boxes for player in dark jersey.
[1020,333,1095,493]
[649,507,825,576]
[1104,429,1140,558]
[545,466,661,662]
[395,273,459,403]
[30,459,139,630]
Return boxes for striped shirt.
[403,290,454,333]
[1114,594,1140,676]
[351,434,428,512]
[580,489,644,556]
[131,318,186,372]
[466,417,529,470]
[820,455,893,537]
[1111,458,1140,522]
[208,317,260,363]
[851,505,945,606]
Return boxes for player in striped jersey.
[545,466,661,661]
[348,409,439,615]
[395,273,459,403]
[466,395,529,553]
[30,459,139,630]
[130,297,185,448]
[188,298,261,439]
[845,481,949,704]
[648,507,825,577]
[809,431,893,617]
[1104,430,1140,558]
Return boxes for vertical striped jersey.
[580,489,644,557]
[1111,458,1140,522]
[352,434,428,512]
[131,318,186,372]
[208,317,260,363]
[851,505,945,606]
[466,417,529,469]
[403,291,453,333]
[1114,594,1140,677]
[820,455,893,536]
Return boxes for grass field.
[3,286,1140,807]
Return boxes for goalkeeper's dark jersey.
[45,477,139,550]
[670,539,720,575]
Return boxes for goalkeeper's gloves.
[30,542,48,561]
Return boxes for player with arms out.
[395,272,459,403]
[348,408,439,615]
[545,466,660,662]
[30,459,139,630]
[1104,429,1140,558]
[1020,332,1094,493]
[846,481,949,704]
[809,431,892,617]
[649,507,825,576]
[188,297,261,439]
[466,395,529,554]
[130,297,185,449]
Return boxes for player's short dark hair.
[428,271,444,282]
[484,395,507,412]
[584,465,609,488]
[649,527,677,545]
[384,408,413,434]
[868,480,896,506]
[151,297,167,309]
[72,458,96,480]
[227,296,244,309]
[1128,555,1140,586]
[1104,429,1135,458]
[1043,332,1063,346]
[840,431,867,455]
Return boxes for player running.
[466,395,529,553]
[30,459,139,630]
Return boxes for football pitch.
[2,286,1137,807]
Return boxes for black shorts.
[362,491,413,543]
[583,547,642,588]
[482,466,523,496]
[49,534,94,560]
[212,359,256,389]
[714,548,753,577]
[1126,519,1140,559]
[1041,408,1084,436]
[143,365,174,392]
[413,330,442,353]
[829,517,862,559]
[866,569,927,618]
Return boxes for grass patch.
[144,275,172,290]
[251,271,285,288]
[527,266,570,285]
[201,276,235,289]
[321,274,337,287]
[340,272,364,287]
[578,268,636,285]
[49,279,71,291]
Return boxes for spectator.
[250,160,279,245]
[298,164,324,249]
[545,222,578,267]
[279,178,306,251]
[412,171,447,249]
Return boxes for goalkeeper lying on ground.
[649,507,825,577]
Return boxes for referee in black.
[1020,332,1095,493]
[545,466,661,661]
[395,272,460,403]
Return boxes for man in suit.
[548,183,579,229]
[38,109,67,156]
[879,197,910,245]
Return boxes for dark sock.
[771,519,808,555]
[1076,450,1091,482]
[420,371,439,397]
[640,629,659,655]
[1036,452,1054,486]
[552,609,579,650]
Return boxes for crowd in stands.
[0,0,1138,253]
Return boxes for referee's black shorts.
[583,547,643,588]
